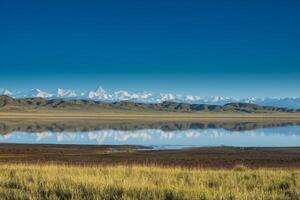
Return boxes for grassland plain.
[0,164,299,200]
[1,109,300,121]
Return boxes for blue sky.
[0,0,299,98]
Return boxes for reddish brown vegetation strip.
[0,143,300,168]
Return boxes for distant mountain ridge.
[1,86,300,109]
[0,95,299,113]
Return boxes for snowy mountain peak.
[15,89,53,98]
[57,88,65,96]
[88,86,111,100]
[95,86,106,93]
[159,93,177,102]
[1,86,300,108]
[56,88,77,98]
[0,88,12,96]
[185,95,202,102]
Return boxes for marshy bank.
[1,144,300,168]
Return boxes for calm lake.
[0,120,300,149]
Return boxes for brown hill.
[0,95,298,113]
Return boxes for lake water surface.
[0,120,300,149]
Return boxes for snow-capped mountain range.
[1,86,300,109]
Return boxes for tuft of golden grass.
[0,164,299,200]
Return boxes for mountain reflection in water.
[0,120,300,148]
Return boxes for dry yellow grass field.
[1,109,300,121]
[0,164,299,200]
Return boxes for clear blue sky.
[0,0,299,98]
